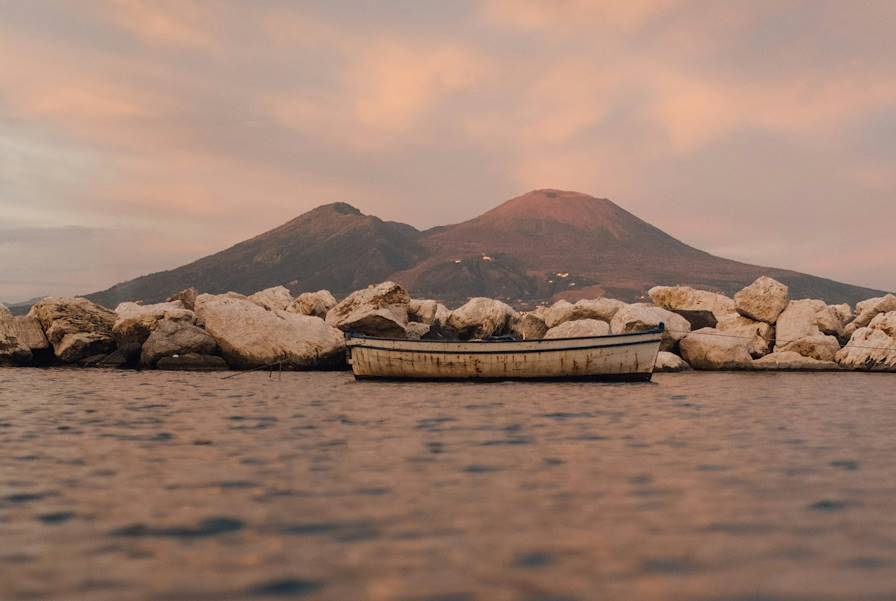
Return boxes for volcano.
[86,189,885,308]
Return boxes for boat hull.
[346,329,663,382]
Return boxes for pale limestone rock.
[0,315,49,352]
[166,287,198,311]
[752,351,840,371]
[648,286,736,321]
[836,311,896,371]
[248,286,294,312]
[447,297,517,340]
[679,328,753,370]
[28,297,117,363]
[0,329,32,365]
[734,276,789,324]
[543,298,625,328]
[654,351,691,372]
[196,294,345,369]
[408,299,451,325]
[830,303,853,327]
[610,303,690,352]
[404,322,432,340]
[0,303,10,318]
[778,334,841,362]
[544,318,610,339]
[511,312,549,340]
[288,290,337,319]
[850,294,896,331]
[113,301,195,345]
[140,319,218,367]
[775,299,843,350]
[716,314,773,358]
[326,282,410,338]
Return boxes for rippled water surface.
[2,369,895,601]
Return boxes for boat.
[345,325,664,382]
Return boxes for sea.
[1,369,895,601]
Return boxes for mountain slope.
[87,203,429,307]
[87,190,887,308]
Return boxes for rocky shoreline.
[2,277,895,373]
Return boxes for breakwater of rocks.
[1,277,895,372]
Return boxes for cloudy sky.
[2,0,894,301]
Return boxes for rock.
[671,310,718,330]
[326,282,410,338]
[288,290,337,318]
[156,354,229,371]
[679,328,753,369]
[0,331,32,365]
[734,276,789,324]
[543,298,624,328]
[511,312,549,340]
[836,311,896,371]
[166,287,199,311]
[544,319,610,339]
[716,314,773,358]
[775,300,843,350]
[248,286,294,311]
[196,294,345,369]
[446,297,517,340]
[830,303,853,327]
[0,303,10,318]
[778,334,841,362]
[404,322,432,340]
[79,353,109,367]
[648,286,736,321]
[28,297,117,363]
[408,299,452,327]
[654,351,691,372]
[610,303,690,352]
[97,343,142,369]
[1,315,49,353]
[848,294,896,334]
[112,301,195,345]
[751,351,840,371]
[141,319,218,367]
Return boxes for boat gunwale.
[347,336,662,355]
[346,325,665,346]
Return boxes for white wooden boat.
[346,326,664,382]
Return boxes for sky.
[1,0,895,301]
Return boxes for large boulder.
[326,282,410,338]
[544,319,610,339]
[288,290,337,319]
[140,319,218,367]
[0,303,10,318]
[447,297,517,340]
[847,294,896,336]
[830,303,853,327]
[648,286,736,321]
[543,298,625,328]
[511,312,549,340]
[836,311,896,371]
[716,314,773,358]
[1,314,50,353]
[248,286,294,312]
[679,328,753,370]
[610,303,690,352]
[654,351,691,372]
[112,301,195,345]
[751,351,840,371]
[404,322,432,340]
[28,297,117,363]
[0,330,32,365]
[778,334,841,362]
[166,287,198,311]
[408,299,451,326]
[196,294,345,369]
[733,276,789,324]
[775,299,843,350]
